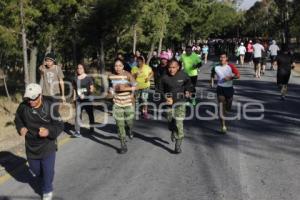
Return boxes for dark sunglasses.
[26,94,40,101]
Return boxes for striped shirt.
[109,71,136,107]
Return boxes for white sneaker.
[42,192,53,200]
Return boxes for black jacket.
[14,98,64,159]
[158,71,193,103]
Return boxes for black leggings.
[190,76,198,92]
[75,100,95,132]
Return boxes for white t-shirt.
[253,43,265,58]
[269,44,280,56]
[238,46,247,55]
[213,65,234,87]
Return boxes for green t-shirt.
[131,65,152,89]
[180,53,201,77]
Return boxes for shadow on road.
[133,131,173,154]
[0,152,40,196]
[184,78,300,159]
[0,196,64,200]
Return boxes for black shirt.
[277,53,294,74]
[14,98,64,159]
[158,71,193,103]
[149,57,160,69]
[73,75,94,100]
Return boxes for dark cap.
[44,52,56,62]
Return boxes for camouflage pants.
[166,104,186,140]
[113,105,134,140]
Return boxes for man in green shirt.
[180,46,202,106]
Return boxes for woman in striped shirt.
[108,59,137,154]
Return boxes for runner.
[276,45,295,100]
[72,64,95,138]
[149,51,160,89]
[108,59,137,154]
[269,40,280,70]
[247,40,254,65]
[202,43,209,64]
[235,44,240,65]
[238,42,247,66]
[154,51,169,91]
[158,59,193,153]
[39,53,65,113]
[253,39,265,78]
[211,52,240,134]
[14,83,64,200]
[131,56,153,119]
[261,41,269,75]
[180,45,202,106]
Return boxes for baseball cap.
[24,83,42,100]
[241,42,244,45]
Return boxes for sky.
[239,0,258,10]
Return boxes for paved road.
[1,62,300,200]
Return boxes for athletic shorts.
[253,57,261,65]
[261,57,267,65]
[277,71,291,85]
[270,55,277,63]
[217,86,234,99]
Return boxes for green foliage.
[0,0,259,70]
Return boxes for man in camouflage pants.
[159,59,193,154]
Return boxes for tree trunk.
[115,35,120,55]
[98,38,108,94]
[72,36,77,67]
[29,46,38,83]
[147,41,155,65]
[20,0,29,86]
[46,40,52,54]
[158,36,163,54]
[99,38,105,73]
[133,24,137,54]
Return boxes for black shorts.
[253,57,261,65]
[217,86,234,99]
[270,55,277,63]
[261,57,267,65]
[277,71,291,85]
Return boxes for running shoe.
[73,131,82,138]
[221,126,227,134]
[42,192,53,200]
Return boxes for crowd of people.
[13,37,296,199]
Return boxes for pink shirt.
[247,43,253,53]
